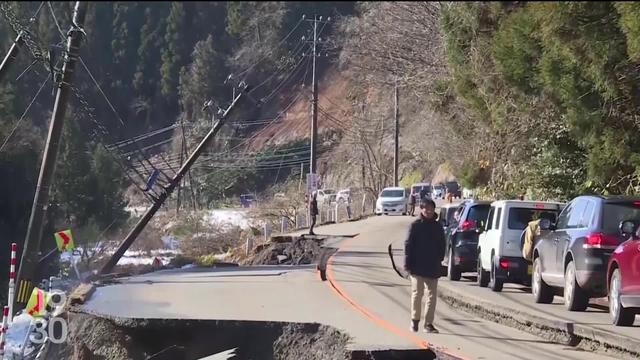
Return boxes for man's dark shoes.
[424,324,439,334]
[410,320,419,333]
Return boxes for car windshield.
[467,205,490,222]
[412,185,431,193]
[602,202,640,233]
[508,208,559,230]
[381,190,404,197]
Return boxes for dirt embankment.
[241,237,332,266]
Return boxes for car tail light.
[583,232,620,249]
[460,220,474,231]
[499,258,509,269]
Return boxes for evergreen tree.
[53,116,96,227]
[179,35,225,120]
[160,2,186,101]
[91,145,128,229]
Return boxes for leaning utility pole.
[100,83,248,275]
[15,1,87,312]
[393,79,399,187]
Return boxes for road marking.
[324,235,471,359]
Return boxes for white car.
[336,189,351,203]
[477,200,564,292]
[433,185,445,199]
[316,189,336,205]
[376,187,409,215]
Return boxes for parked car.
[411,182,432,200]
[607,219,640,326]
[316,189,336,205]
[433,184,445,199]
[240,194,256,208]
[532,195,640,311]
[336,188,352,203]
[445,181,462,198]
[443,200,491,281]
[376,187,409,215]
[477,200,564,291]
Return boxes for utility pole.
[393,79,399,187]
[302,15,330,177]
[99,83,248,275]
[310,16,319,175]
[14,2,87,312]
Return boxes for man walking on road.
[309,191,319,236]
[404,198,446,334]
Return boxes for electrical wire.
[234,17,305,79]
[0,75,50,152]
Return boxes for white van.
[477,200,564,292]
[376,187,409,215]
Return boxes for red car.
[607,220,640,326]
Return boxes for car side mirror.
[619,220,638,238]
[476,220,485,233]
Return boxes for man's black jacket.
[404,215,446,278]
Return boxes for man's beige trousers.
[410,275,438,324]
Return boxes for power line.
[45,4,168,195]
[0,75,50,152]
[234,16,306,79]
[247,39,308,96]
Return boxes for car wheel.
[564,260,589,311]
[609,269,635,326]
[489,257,503,292]
[532,257,554,304]
[477,254,489,288]
[447,248,461,281]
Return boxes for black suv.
[532,195,640,311]
[442,200,491,281]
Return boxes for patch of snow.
[125,206,149,215]
[3,313,34,359]
[116,256,171,266]
[204,209,251,229]
[181,264,196,269]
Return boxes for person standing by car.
[309,191,319,235]
[408,192,416,216]
[521,211,556,262]
[404,198,446,334]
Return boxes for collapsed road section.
[37,310,452,360]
